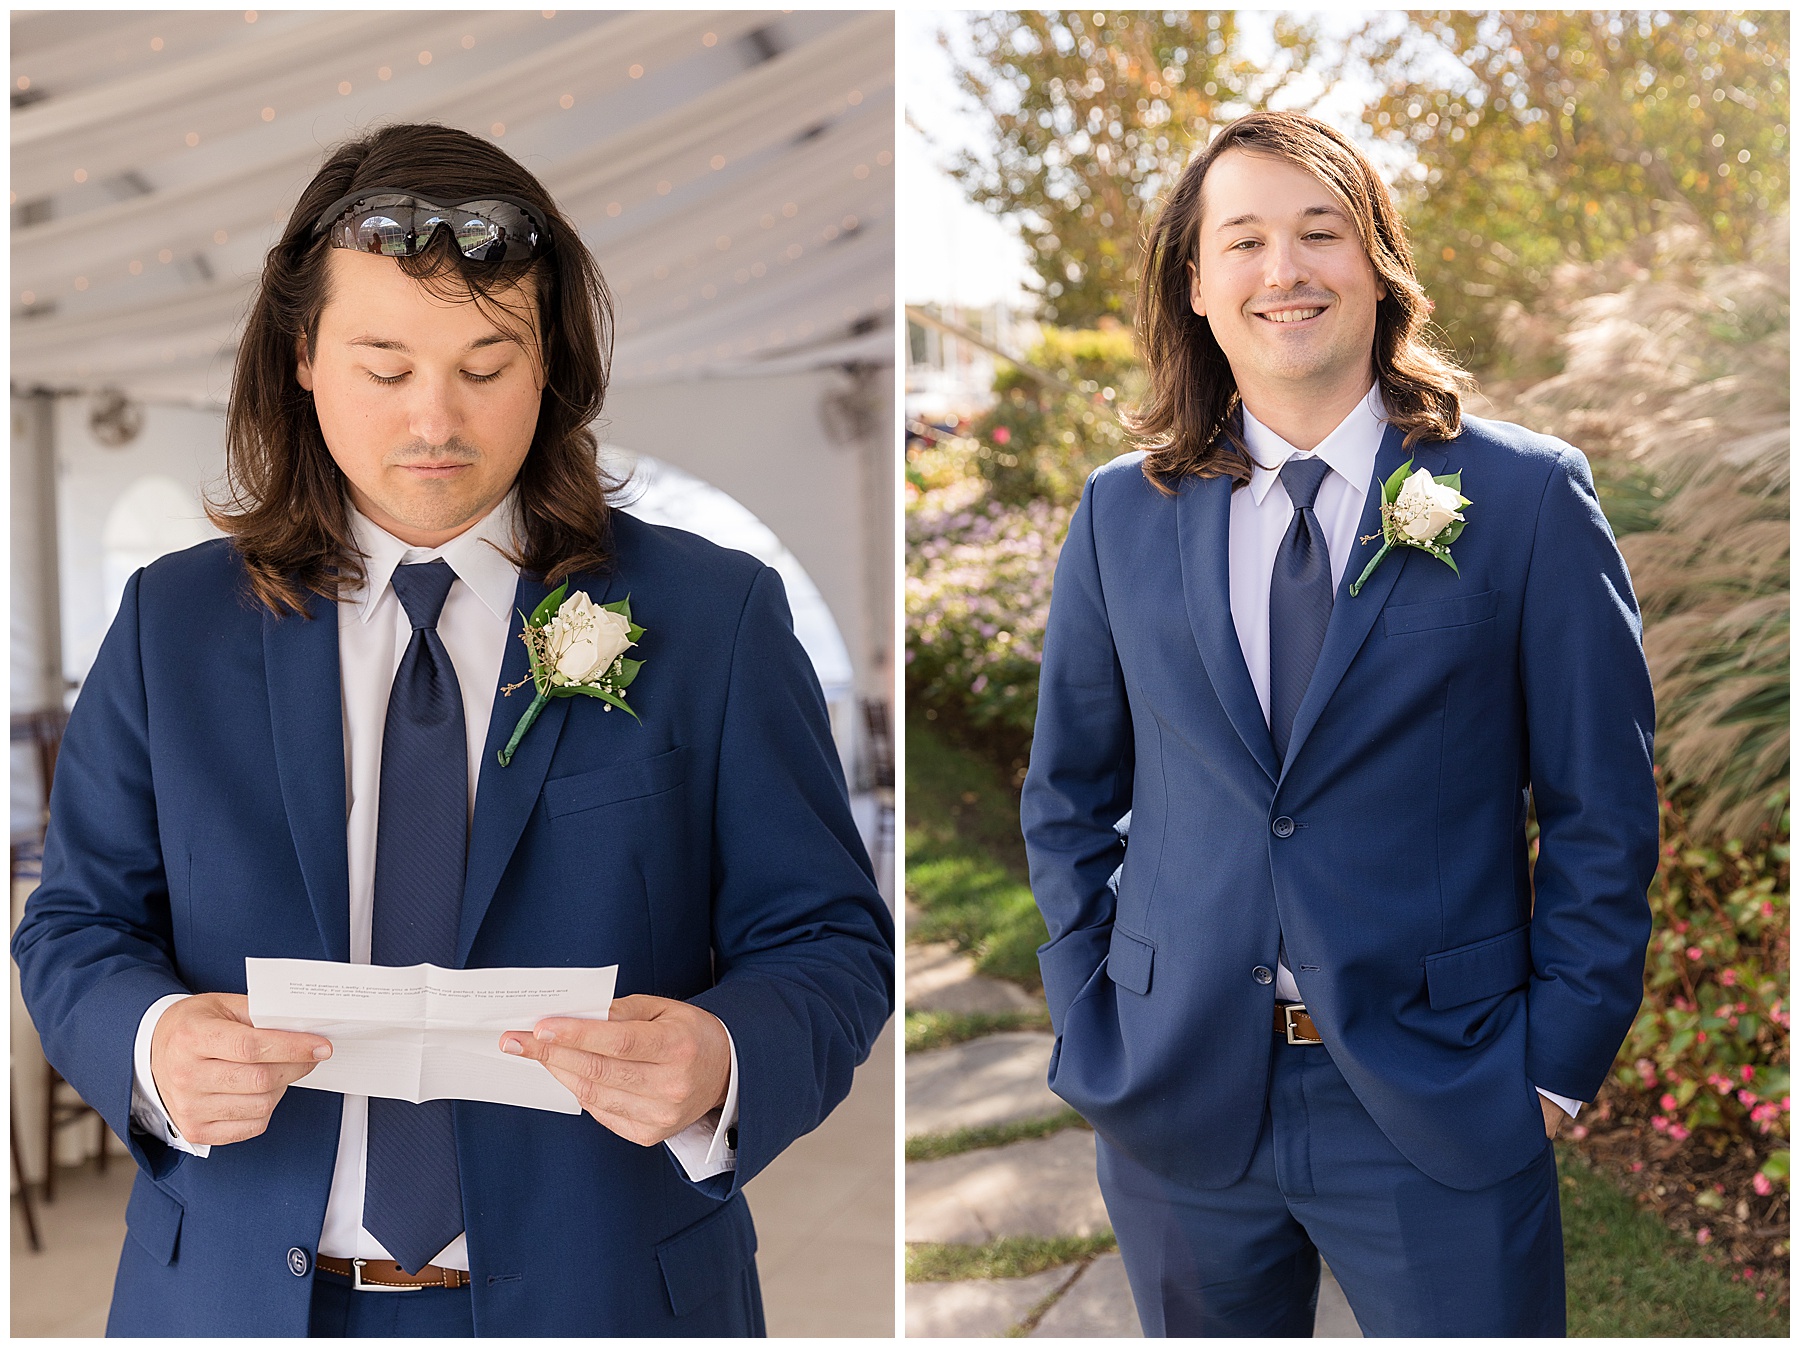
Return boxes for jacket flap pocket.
[654,1194,758,1317]
[125,1176,183,1266]
[1384,589,1499,636]
[1108,928,1155,997]
[1424,922,1532,1010]
[544,746,685,819]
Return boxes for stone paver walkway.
[906,1265,1077,1338]
[908,1128,1109,1245]
[908,939,1043,1015]
[902,922,1360,1336]
[906,1032,1060,1137]
[1030,1252,1141,1336]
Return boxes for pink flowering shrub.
[1614,788,1789,1189]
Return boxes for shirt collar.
[1241,383,1389,506]
[344,490,522,625]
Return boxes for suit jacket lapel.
[1178,473,1280,784]
[456,569,615,964]
[263,591,352,962]
[1278,422,1448,779]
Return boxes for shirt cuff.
[1535,1086,1584,1120]
[130,993,212,1158]
[662,1019,739,1181]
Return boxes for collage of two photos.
[905,7,1786,1338]
[9,5,1791,1341]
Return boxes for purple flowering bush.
[905,475,1070,746]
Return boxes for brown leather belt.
[315,1256,471,1291]
[1275,1003,1322,1045]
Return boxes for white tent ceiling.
[10,9,895,405]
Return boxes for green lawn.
[905,1007,1052,1053]
[906,715,1789,1335]
[904,710,1046,987]
[1559,1147,1787,1336]
[906,1232,1118,1283]
[906,1108,1089,1163]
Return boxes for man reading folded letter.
[15,123,893,1338]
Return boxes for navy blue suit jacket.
[13,510,894,1335]
[1021,415,1656,1193]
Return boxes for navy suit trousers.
[308,1277,473,1337]
[1097,1041,1566,1337]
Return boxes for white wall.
[50,395,227,686]
[600,366,894,709]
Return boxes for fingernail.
[535,1028,555,1042]
[501,1039,523,1055]
[314,1045,332,1060]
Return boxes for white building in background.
[904,301,1039,429]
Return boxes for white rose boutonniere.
[1348,460,1472,597]
[497,585,644,766]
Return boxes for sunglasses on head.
[311,189,551,263]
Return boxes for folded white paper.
[245,958,618,1115]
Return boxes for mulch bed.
[1570,1081,1789,1310]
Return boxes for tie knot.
[1279,455,1332,511]
[390,560,457,630]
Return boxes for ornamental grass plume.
[1489,210,1789,842]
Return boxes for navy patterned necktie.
[1269,456,1335,764]
[364,559,467,1273]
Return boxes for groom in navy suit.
[1021,111,1656,1335]
[14,124,892,1336]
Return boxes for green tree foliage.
[969,326,1143,503]
[1342,11,1789,372]
[942,11,1321,325]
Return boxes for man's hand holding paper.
[247,958,617,1115]
[502,995,734,1147]
[148,993,334,1147]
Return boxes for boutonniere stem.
[1349,460,1471,596]
[497,585,645,766]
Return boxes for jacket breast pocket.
[543,747,686,819]
[1423,922,1532,1010]
[1384,589,1499,636]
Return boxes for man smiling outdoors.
[1022,110,1657,1336]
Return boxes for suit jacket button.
[287,1247,310,1277]
[1252,966,1273,985]
[1271,816,1295,838]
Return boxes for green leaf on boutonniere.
[602,596,645,642]
[529,582,569,627]
[1380,457,1415,504]
[610,656,643,691]
[567,684,641,720]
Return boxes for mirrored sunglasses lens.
[453,214,501,255]
[355,213,413,256]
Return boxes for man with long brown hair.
[1022,110,1656,1335]
[15,122,893,1337]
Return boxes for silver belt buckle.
[352,1258,423,1292]
[1281,1002,1311,1046]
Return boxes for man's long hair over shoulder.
[1129,110,1476,493]
[213,122,617,614]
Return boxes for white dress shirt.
[128,492,739,1269]
[1228,386,1580,1120]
